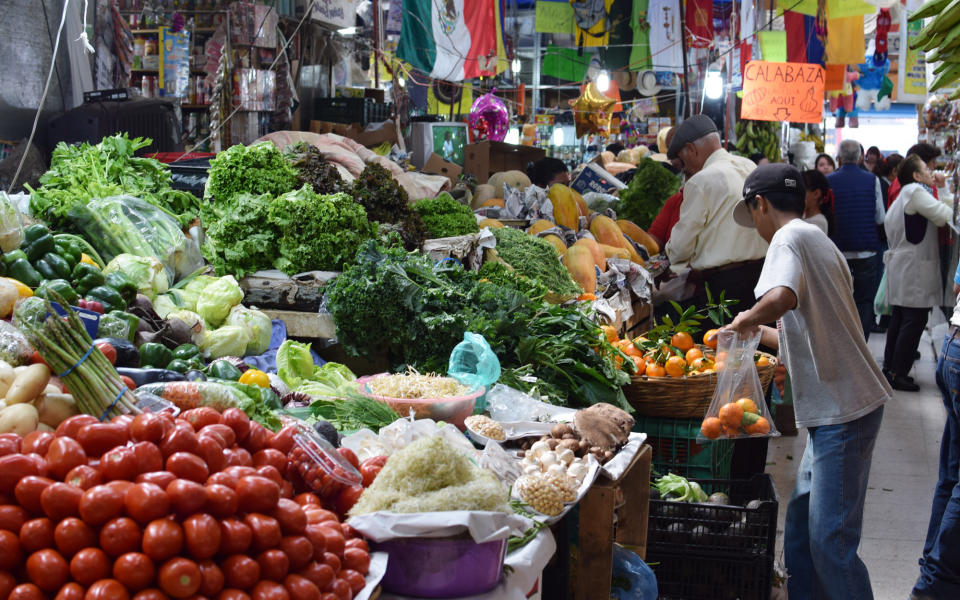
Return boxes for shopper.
[881,154,955,392]
[864,145,882,173]
[888,143,947,207]
[728,163,891,600]
[528,157,570,188]
[815,153,836,175]
[647,127,684,248]
[911,261,960,599]
[801,169,833,235]
[827,140,885,340]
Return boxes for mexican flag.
[397,0,500,81]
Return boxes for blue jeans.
[847,254,882,341]
[912,333,960,598]
[785,406,884,600]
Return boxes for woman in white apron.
[882,154,955,391]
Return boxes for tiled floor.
[766,319,950,600]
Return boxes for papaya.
[619,236,646,265]
[563,245,597,294]
[591,215,645,265]
[570,188,589,217]
[528,219,555,235]
[542,234,568,255]
[480,218,505,229]
[549,184,580,230]
[617,219,660,255]
[599,244,630,261]
[481,198,505,208]
[472,184,496,209]
[573,238,606,272]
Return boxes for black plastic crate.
[314,97,394,125]
[648,474,778,558]
[648,549,773,600]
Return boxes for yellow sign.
[536,0,575,34]
[740,61,826,124]
[758,31,787,62]
[899,10,927,102]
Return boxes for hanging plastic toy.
[469,91,510,142]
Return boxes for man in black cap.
[663,114,768,315]
[727,163,891,600]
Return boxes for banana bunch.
[799,131,825,153]
[735,120,781,161]
[909,0,960,98]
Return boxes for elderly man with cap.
[664,114,768,313]
[727,163,891,600]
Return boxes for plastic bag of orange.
[698,329,780,441]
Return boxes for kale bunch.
[618,157,682,229]
[412,193,480,239]
[285,142,346,195]
[352,163,426,251]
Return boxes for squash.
[472,184,497,209]
[570,188,589,217]
[563,245,597,294]
[573,238,606,272]
[528,220,555,235]
[599,244,630,261]
[549,184,580,230]
[617,219,660,255]
[481,198,505,209]
[488,170,531,193]
[479,218,505,229]
[542,234,568,255]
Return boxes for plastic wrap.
[0,320,33,366]
[0,192,25,252]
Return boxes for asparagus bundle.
[14,295,139,420]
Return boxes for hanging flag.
[805,14,825,65]
[784,11,807,63]
[397,0,498,81]
[686,0,713,48]
[824,16,865,64]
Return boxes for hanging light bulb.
[704,70,724,100]
[512,57,521,73]
[398,75,406,88]
[505,127,520,145]
[596,70,610,93]
[552,128,565,146]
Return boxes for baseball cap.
[666,114,718,160]
[734,163,806,228]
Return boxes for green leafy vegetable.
[204,142,298,205]
[412,193,480,239]
[202,193,279,278]
[654,473,709,502]
[352,163,427,251]
[305,392,402,433]
[618,158,682,229]
[285,142,346,195]
[491,227,581,297]
[276,340,318,388]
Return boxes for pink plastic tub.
[373,536,507,597]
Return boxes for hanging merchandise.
[571,0,614,52]
[469,91,510,142]
[648,0,684,72]
[397,0,499,81]
[685,0,714,49]
[570,82,616,137]
[855,57,892,111]
[805,13,826,65]
[874,9,891,65]
[784,11,807,63]
[828,67,860,127]
[824,16,866,65]
[629,0,652,71]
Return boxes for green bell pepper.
[22,232,56,263]
[23,224,49,244]
[72,263,105,296]
[54,238,82,270]
[36,252,71,280]
[140,343,174,369]
[36,279,79,306]
[8,259,42,289]
[166,359,191,373]
[86,285,126,313]
[172,343,200,361]
[208,360,243,381]
[3,250,27,268]
[105,271,138,304]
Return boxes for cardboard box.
[464,141,546,184]
[422,153,462,184]
[571,163,627,195]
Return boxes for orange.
[755,355,771,367]
[631,356,646,375]
[690,357,706,371]
[686,347,703,362]
[600,325,618,344]
[701,417,722,440]
[736,398,759,414]
[744,416,770,435]
[633,336,649,344]
[718,402,744,428]
[714,361,725,372]
[671,331,694,352]
[703,329,720,350]
[665,355,687,377]
[624,341,644,357]
[646,363,666,377]
[722,424,741,438]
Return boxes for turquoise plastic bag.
[448,332,501,412]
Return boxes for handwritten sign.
[740,61,825,124]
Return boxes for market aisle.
[767,324,948,600]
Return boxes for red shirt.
[888,178,939,207]
[647,189,684,247]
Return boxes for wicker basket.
[625,351,777,418]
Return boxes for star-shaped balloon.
[570,82,616,138]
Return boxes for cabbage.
[153,294,178,319]
[103,254,169,301]
[201,325,251,359]
[225,305,272,356]
[166,310,206,346]
[276,340,315,388]
[196,275,243,327]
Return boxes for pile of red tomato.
[0,406,373,600]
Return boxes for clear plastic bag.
[699,329,779,441]
[0,192,24,252]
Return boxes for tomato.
[222,409,251,442]
[99,517,142,558]
[217,591,251,600]
[9,583,45,600]
[55,582,86,600]
[224,466,257,480]
[196,436,226,474]
[334,448,359,471]
[207,471,238,489]
[142,518,184,561]
[358,457,386,488]
[132,590,168,600]
[302,525,328,560]
[122,482,169,525]
[160,427,200,458]
[55,414,97,439]
[65,464,103,490]
[251,581,290,600]
[243,423,270,453]
[341,548,369,576]
[200,484,235,520]
[131,413,166,444]
[255,465,284,487]
[272,498,307,535]
[99,446,138,482]
[297,562,334,591]
[42,482,83,520]
[0,529,22,569]
[85,579,130,600]
[339,570,365,596]
[54,517,96,558]
[19,517,55,553]
[233,448,254,467]
[167,452,210,483]
[77,423,128,458]
[333,486,363,518]
[181,408,222,431]
[323,552,341,575]
[294,493,321,507]
[303,508,336,525]
[106,480,134,497]
[69,547,112,586]
[0,503,27,533]
[183,513,221,560]
[22,431,55,456]
[245,513,282,552]
[282,574,319,600]
[257,548,290,581]
[222,554,260,590]
[344,538,368,552]
[121,375,137,391]
[46,436,88,480]
[200,424,237,449]
[167,479,208,516]
[234,475,280,514]
[218,518,252,556]
[268,426,296,454]
[316,526,345,558]
[111,413,134,430]
[327,579,351,600]
[113,552,156,591]
[0,433,21,455]
[131,442,164,474]
[0,454,42,494]
[79,484,126,526]
[197,560,225,597]
[136,471,176,489]
[278,535,314,571]
[14,476,52,513]
[158,557,202,598]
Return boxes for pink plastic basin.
[356,374,483,430]
[373,536,507,598]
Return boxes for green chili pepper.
[172,344,200,361]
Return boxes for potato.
[6,363,51,405]
[0,279,17,318]
[0,403,39,435]
[43,384,61,396]
[35,393,78,428]
[0,361,14,399]
[36,423,55,433]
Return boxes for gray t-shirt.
[755,219,891,428]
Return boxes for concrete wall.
[0,0,73,142]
